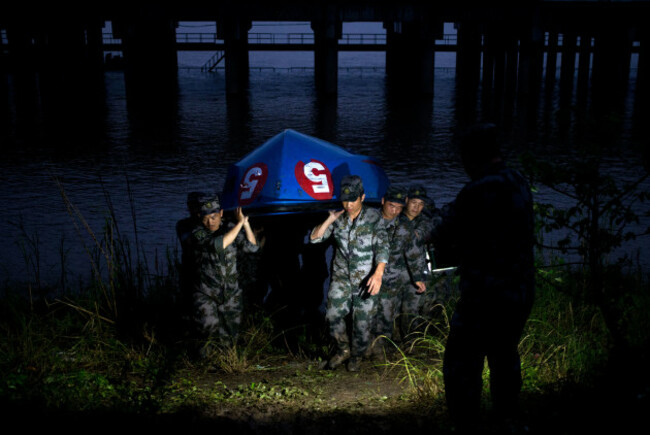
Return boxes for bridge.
[102,31,459,71]
[1,1,649,101]
[103,32,459,52]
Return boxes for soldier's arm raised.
[310,209,344,241]
[222,208,248,249]
[240,209,257,246]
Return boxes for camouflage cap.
[383,185,407,205]
[340,175,364,201]
[407,185,429,202]
[198,194,221,216]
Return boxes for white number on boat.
[304,161,330,193]
[240,166,263,200]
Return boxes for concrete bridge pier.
[2,14,106,125]
[501,31,520,119]
[559,32,577,107]
[44,19,103,74]
[481,31,495,95]
[545,31,559,93]
[453,21,482,124]
[113,9,178,103]
[3,15,103,76]
[479,24,519,119]
[517,19,545,127]
[384,19,441,96]
[40,18,105,92]
[455,21,482,94]
[2,24,38,123]
[635,29,649,114]
[311,8,341,96]
[576,33,592,106]
[591,24,633,114]
[39,17,106,121]
[218,16,251,96]
[3,24,37,73]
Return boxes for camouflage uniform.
[176,192,205,328]
[399,186,435,335]
[310,179,389,361]
[191,199,259,345]
[237,225,266,314]
[406,188,435,245]
[418,202,458,322]
[373,213,427,346]
[433,125,535,425]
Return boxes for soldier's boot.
[327,348,350,370]
[347,356,362,372]
[364,338,377,360]
[365,337,386,361]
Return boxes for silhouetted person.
[176,191,205,330]
[433,123,535,431]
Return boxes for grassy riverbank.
[2,261,648,434]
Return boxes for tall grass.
[2,177,648,417]
[380,264,630,402]
[1,254,645,417]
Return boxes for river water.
[1,22,649,291]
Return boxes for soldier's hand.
[328,209,344,221]
[235,207,248,223]
[415,281,426,294]
[366,274,382,296]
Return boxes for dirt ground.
[5,350,648,435]
[172,349,650,435]
[186,355,453,435]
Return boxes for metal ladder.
[200,50,225,72]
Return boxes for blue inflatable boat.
[221,129,389,216]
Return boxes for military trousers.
[397,281,423,338]
[373,283,400,341]
[193,282,243,345]
[325,275,377,358]
[375,278,424,338]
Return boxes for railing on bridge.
[102,32,459,47]
[104,33,641,52]
[175,33,223,44]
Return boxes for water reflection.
[0,62,649,288]
[225,90,253,151]
[125,72,181,150]
[312,92,338,144]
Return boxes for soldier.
[433,123,535,431]
[404,185,435,243]
[237,222,266,315]
[176,191,205,328]
[310,175,389,372]
[371,185,427,356]
[419,198,457,325]
[398,185,435,337]
[191,194,258,351]
[176,191,205,255]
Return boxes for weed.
[1,177,648,430]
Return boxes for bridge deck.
[102,32,459,52]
